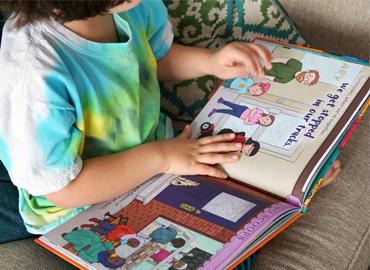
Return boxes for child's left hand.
[208,42,272,79]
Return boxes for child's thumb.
[178,125,192,139]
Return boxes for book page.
[191,40,370,199]
[39,174,299,270]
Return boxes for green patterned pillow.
[161,0,306,129]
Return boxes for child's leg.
[319,160,341,188]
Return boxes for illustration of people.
[62,228,126,268]
[169,248,213,270]
[208,97,275,126]
[124,238,186,269]
[224,76,271,96]
[104,211,129,225]
[264,58,320,86]
[98,250,127,269]
[82,217,135,241]
[171,177,200,187]
[115,234,145,258]
[218,129,260,157]
[242,138,260,157]
[149,225,185,246]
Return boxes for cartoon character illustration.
[171,177,200,187]
[149,225,183,245]
[115,234,146,258]
[169,248,212,270]
[124,237,186,268]
[81,217,135,241]
[62,228,126,268]
[217,129,260,157]
[224,77,270,96]
[199,124,261,157]
[208,97,275,126]
[264,58,320,86]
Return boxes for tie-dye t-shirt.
[0,1,173,234]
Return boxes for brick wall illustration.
[116,199,234,243]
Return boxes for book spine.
[340,98,370,149]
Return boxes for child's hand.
[208,42,272,79]
[159,125,242,178]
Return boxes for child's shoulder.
[0,18,70,103]
[1,17,63,68]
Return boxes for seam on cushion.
[346,223,370,270]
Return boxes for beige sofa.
[0,0,369,269]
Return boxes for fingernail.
[223,172,228,178]
[232,154,239,160]
[235,143,242,149]
[228,133,235,138]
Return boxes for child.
[0,0,339,239]
[224,76,270,96]
[209,97,275,126]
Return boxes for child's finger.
[178,124,192,139]
[196,152,240,164]
[248,44,272,69]
[230,48,260,77]
[198,142,242,153]
[234,44,264,77]
[198,132,235,145]
[193,164,228,179]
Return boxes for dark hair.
[171,238,186,248]
[245,138,260,156]
[0,0,129,28]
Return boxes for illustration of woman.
[208,97,275,126]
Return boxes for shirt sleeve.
[144,0,174,60]
[0,67,84,196]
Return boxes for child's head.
[249,82,270,96]
[0,0,140,28]
[258,114,275,126]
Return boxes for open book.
[36,38,370,270]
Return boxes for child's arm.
[157,43,272,81]
[46,126,242,208]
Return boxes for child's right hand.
[158,125,242,178]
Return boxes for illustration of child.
[62,228,126,268]
[224,77,270,96]
[208,98,275,126]
[242,138,260,157]
[82,217,135,241]
[217,129,260,157]
[115,235,144,258]
[248,82,270,96]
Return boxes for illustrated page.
[191,39,370,199]
[40,174,298,270]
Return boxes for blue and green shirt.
[0,0,173,234]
